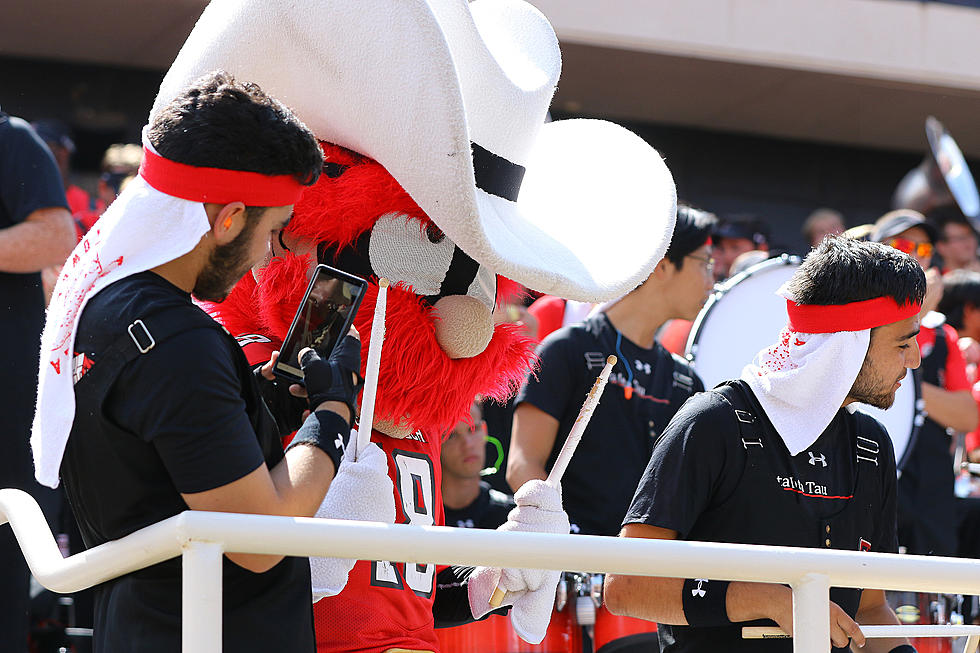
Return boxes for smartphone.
[273,264,368,383]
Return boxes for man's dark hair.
[786,235,925,308]
[936,212,979,243]
[665,203,717,269]
[147,71,322,193]
[928,203,974,236]
[937,269,980,330]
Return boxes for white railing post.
[793,573,831,653]
[182,540,223,653]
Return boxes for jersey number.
[370,450,436,597]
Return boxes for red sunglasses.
[886,237,933,259]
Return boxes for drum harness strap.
[73,306,230,400]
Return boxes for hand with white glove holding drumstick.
[467,479,570,643]
[467,356,615,643]
[294,334,397,601]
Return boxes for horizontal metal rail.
[3,487,979,653]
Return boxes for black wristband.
[284,410,351,471]
[888,646,917,653]
[682,578,731,627]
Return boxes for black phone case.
[273,264,367,384]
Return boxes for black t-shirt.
[0,112,69,488]
[444,481,515,530]
[625,381,899,652]
[898,326,957,556]
[62,271,314,653]
[517,312,704,536]
[480,397,517,494]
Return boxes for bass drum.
[685,255,923,470]
[593,604,659,653]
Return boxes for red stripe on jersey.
[781,487,853,500]
[233,333,280,367]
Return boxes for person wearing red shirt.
[937,270,980,461]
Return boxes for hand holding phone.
[274,264,368,384]
[299,333,364,420]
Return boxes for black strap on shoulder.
[74,306,227,401]
[712,382,765,452]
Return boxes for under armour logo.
[808,452,827,467]
[691,579,708,597]
[335,435,345,452]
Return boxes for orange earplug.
[223,217,232,229]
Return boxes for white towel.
[31,143,211,488]
[740,289,870,456]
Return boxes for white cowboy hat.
[151,0,676,302]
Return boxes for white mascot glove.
[467,479,570,644]
[310,441,395,601]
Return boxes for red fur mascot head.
[210,142,536,438]
[158,0,678,438]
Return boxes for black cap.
[31,119,75,153]
[714,216,769,245]
[870,209,938,244]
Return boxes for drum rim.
[685,253,802,363]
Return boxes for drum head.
[686,256,919,467]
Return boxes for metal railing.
[2,487,979,653]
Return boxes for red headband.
[139,144,307,207]
[786,296,920,334]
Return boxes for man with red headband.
[30,72,393,652]
[605,236,925,653]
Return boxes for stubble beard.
[194,222,258,302]
[847,356,897,410]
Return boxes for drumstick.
[489,355,617,608]
[354,278,389,461]
[743,625,980,639]
[546,355,618,489]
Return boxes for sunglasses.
[886,238,933,259]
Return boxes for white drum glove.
[467,479,570,644]
[310,441,395,601]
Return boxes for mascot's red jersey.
[230,330,447,651]
[207,143,536,653]
[314,429,444,652]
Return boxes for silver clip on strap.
[127,319,156,354]
[734,409,755,424]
